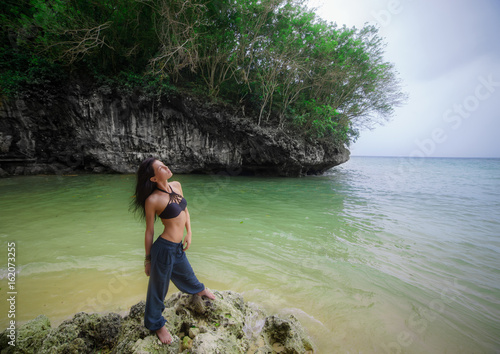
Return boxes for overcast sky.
[307,0,500,158]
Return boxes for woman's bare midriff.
[158,211,186,243]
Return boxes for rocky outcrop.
[0,86,349,177]
[0,290,314,353]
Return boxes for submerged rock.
[0,291,314,353]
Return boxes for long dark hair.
[131,157,157,220]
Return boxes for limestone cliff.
[0,85,349,177]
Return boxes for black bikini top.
[156,186,187,219]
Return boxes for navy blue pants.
[144,237,205,331]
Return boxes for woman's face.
[152,160,173,181]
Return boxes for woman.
[132,157,215,344]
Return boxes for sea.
[1,156,499,353]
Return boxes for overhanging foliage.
[0,0,407,147]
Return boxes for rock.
[132,335,180,354]
[0,86,349,177]
[262,315,315,354]
[188,326,200,339]
[2,315,51,354]
[0,290,314,353]
[37,312,123,353]
[181,336,193,351]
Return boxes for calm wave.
[1,157,499,352]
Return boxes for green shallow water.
[1,157,500,353]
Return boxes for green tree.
[141,0,205,81]
[1,0,406,148]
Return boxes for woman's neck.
[156,180,170,192]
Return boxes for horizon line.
[350,155,500,159]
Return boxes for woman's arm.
[175,181,192,251]
[183,207,192,251]
[144,198,156,276]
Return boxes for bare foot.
[197,288,216,300]
[156,326,173,344]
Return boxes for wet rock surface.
[0,290,314,353]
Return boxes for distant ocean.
[1,156,499,353]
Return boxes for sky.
[307,0,500,158]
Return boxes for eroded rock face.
[0,290,314,353]
[0,87,349,177]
